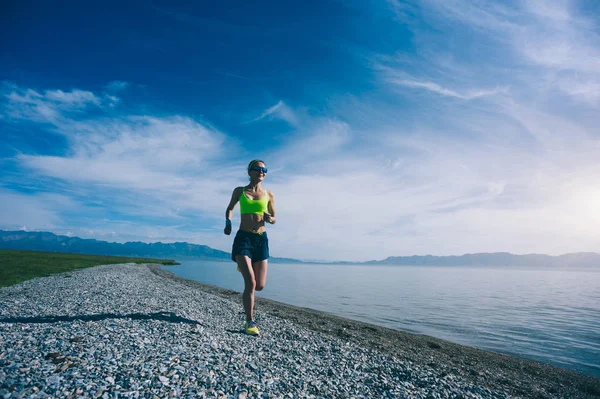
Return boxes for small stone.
[45,352,61,360]
[159,376,170,386]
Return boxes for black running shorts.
[231,230,269,262]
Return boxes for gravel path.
[0,263,598,399]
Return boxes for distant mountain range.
[1,230,599,267]
[0,230,301,263]
[364,252,600,267]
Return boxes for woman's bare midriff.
[239,213,267,233]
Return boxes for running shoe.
[244,320,260,336]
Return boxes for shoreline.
[150,264,600,399]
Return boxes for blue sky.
[1,0,600,261]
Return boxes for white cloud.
[105,95,120,107]
[1,83,122,124]
[416,0,518,34]
[1,83,243,235]
[4,87,61,123]
[248,100,299,126]
[44,89,101,107]
[392,79,508,100]
[556,78,600,104]
[270,119,351,169]
[18,115,230,198]
[524,0,571,22]
[416,0,600,105]
[386,0,416,21]
[0,189,65,229]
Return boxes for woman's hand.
[224,219,232,235]
[263,212,275,224]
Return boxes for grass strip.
[0,249,178,287]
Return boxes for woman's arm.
[265,190,276,224]
[224,187,242,235]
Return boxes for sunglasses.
[250,166,268,174]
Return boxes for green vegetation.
[0,249,178,287]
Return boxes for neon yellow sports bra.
[239,189,269,215]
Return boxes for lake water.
[161,260,600,378]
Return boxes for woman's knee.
[255,282,265,291]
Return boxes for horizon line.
[2,229,599,263]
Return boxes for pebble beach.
[0,263,598,399]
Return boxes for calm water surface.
[162,260,600,377]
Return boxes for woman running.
[224,159,276,336]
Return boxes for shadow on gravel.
[0,311,202,325]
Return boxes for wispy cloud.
[270,118,351,169]
[1,83,238,228]
[15,115,230,194]
[44,89,100,107]
[392,79,508,100]
[2,83,120,124]
[247,100,299,126]
[386,0,416,21]
[414,0,600,106]
[0,189,72,229]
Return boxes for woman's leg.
[235,255,255,321]
[252,259,268,292]
[251,260,268,319]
